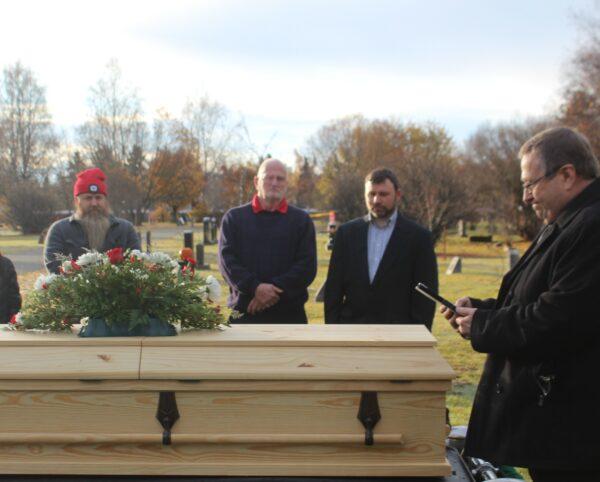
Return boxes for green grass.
[0,233,42,250]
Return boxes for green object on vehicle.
[499,465,524,479]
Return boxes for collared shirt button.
[495,383,503,394]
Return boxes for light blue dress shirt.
[367,210,397,283]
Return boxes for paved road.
[2,246,44,275]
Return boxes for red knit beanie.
[73,168,107,197]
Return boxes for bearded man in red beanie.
[44,167,141,273]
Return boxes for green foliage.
[17,249,225,333]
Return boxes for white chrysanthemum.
[147,252,173,266]
[34,274,58,291]
[130,249,149,261]
[205,275,221,301]
[61,260,73,273]
[77,251,105,267]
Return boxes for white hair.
[257,158,287,178]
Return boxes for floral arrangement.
[10,248,226,334]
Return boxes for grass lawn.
[0,233,42,250]
[8,224,530,479]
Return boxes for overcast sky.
[0,0,594,163]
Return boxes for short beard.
[369,205,396,219]
[75,210,111,251]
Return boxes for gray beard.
[76,212,111,251]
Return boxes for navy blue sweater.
[218,203,317,316]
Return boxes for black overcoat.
[0,254,21,324]
[324,213,437,329]
[465,178,600,469]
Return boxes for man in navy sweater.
[218,159,317,323]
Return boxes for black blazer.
[324,213,438,329]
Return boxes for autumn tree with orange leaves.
[148,148,203,221]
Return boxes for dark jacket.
[0,254,21,324]
[324,213,438,329]
[465,178,600,469]
[218,203,317,321]
[44,215,141,273]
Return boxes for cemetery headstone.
[315,281,326,302]
[203,217,211,245]
[507,248,520,272]
[210,217,218,244]
[184,231,194,249]
[195,243,210,270]
[446,256,462,275]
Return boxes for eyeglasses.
[521,167,560,193]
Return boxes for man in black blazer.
[444,127,600,482]
[324,167,438,330]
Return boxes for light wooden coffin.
[0,324,455,476]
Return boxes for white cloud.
[0,0,582,161]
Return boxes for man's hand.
[441,297,473,336]
[255,283,283,304]
[247,283,283,314]
[454,306,476,339]
[247,298,262,314]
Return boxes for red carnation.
[183,257,197,267]
[9,314,17,325]
[71,260,81,271]
[107,247,124,264]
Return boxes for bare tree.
[463,119,553,240]
[289,151,318,209]
[0,62,56,181]
[305,116,467,242]
[78,59,146,166]
[179,95,247,174]
[559,8,600,156]
[395,124,469,242]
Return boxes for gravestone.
[315,280,326,302]
[183,231,194,249]
[446,256,462,275]
[203,217,211,245]
[210,217,218,244]
[195,243,210,270]
[506,248,520,272]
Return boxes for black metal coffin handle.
[156,391,180,445]
[357,391,381,446]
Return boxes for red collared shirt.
[251,194,288,214]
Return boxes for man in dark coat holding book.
[218,158,317,323]
[444,127,600,482]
